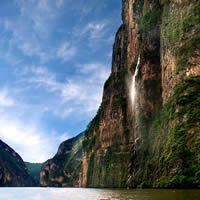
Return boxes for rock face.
[0,140,35,187]
[81,0,162,188]
[161,0,200,103]
[137,0,200,188]
[81,0,200,188]
[41,0,200,188]
[40,133,83,187]
[81,0,138,187]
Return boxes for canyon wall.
[81,0,200,188]
[161,0,200,102]
[40,0,200,188]
[81,0,163,187]
[129,0,200,188]
[0,140,35,187]
[81,0,138,187]
[40,133,83,187]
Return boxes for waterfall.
[131,55,140,107]
[129,55,141,181]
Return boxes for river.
[0,188,199,200]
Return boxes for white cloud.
[23,63,110,117]
[60,81,81,101]
[1,0,64,63]
[58,108,73,119]
[72,20,115,51]
[57,42,77,62]
[0,115,68,162]
[88,23,107,39]
[19,0,61,33]
[26,66,49,75]
[18,42,49,61]
[28,68,62,93]
[78,62,108,74]
[30,74,102,114]
[79,21,108,39]
[0,90,16,107]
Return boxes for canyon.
[40,0,200,188]
[0,0,199,188]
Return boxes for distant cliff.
[41,0,200,188]
[25,162,42,186]
[0,140,35,187]
[40,133,83,187]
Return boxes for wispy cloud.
[72,19,116,52]
[57,42,77,62]
[18,0,62,35]
[0,0,65,63]
[82,22,108,39]
[77,62,109,74]
[75,21,109,40]
[18,42,50,61]
[0,90,16,107]
[22,63,110,116]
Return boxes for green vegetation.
[129,77,200,188]
[82,105,102,154]
[0,148,24,173]
[139,77,200,188]
[82,134,96,152]
[139,10,159,33]
[164,0,171,5]
[136,0,160,34]
[86,147,131,188]
[133,0,144,16]
[86,152,95,186]
[40,133,84,187]
[85,76,200,188]
[161,1,200,71]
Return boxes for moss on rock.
[132,77,200,188]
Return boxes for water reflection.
[0,188,199,200]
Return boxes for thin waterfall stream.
[131,55,141,149]
[131,55,140,108]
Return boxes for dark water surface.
[0,188,199,200]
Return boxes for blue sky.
[0,0,121,162]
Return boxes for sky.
[0,0,121,162]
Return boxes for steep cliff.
[81,0,200,188]
[41,0,200,188]
[40,133,83,187]
[81,0,138,187]
[0,140,35,187]
[81,0,162,188]
[130,0,200,188]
